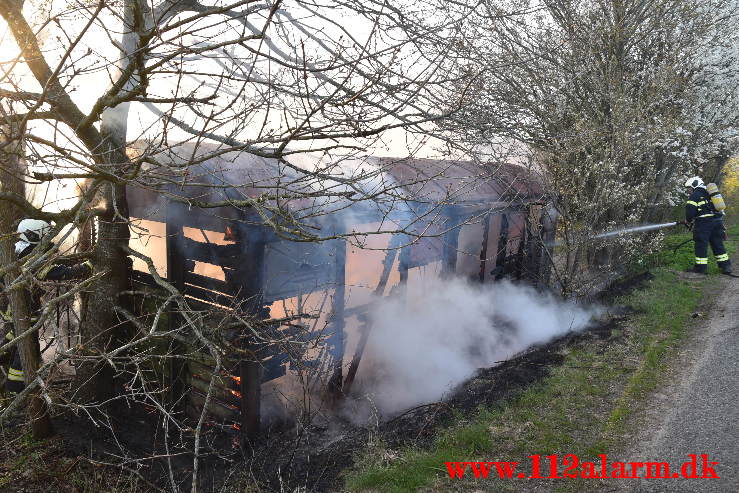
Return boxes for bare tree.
[442,0,739,293]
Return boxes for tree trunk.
[74,179,130,405]
[0,123,53,438]
[74,129,131,405]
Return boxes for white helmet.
[17,219,51,244]
[684,176,705,189]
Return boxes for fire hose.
[671,220,732,253]
[670,220,694,253]
[672,238,694,254]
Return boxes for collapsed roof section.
[127,142,547,238]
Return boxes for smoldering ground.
[342,277,602,420]
[262,277,601,426]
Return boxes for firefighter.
[684,177,732,275]
[2,219,91,394]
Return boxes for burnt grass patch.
[597,270,654,301]
[233,294,640,492]
[235,345,571,492]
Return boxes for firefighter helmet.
[17,219,51,244]
[684,176,705,189]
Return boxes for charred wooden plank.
[183,283,236,308]
[184,271,233,295]
[240,359,261,441]
[189,372,239,405]
[327,237,346,398]
[441,211,460,276]
[130,269,156,287]
[181,236,241,262]
[479,213,491,282]
[232,231,267,441]
[189,389,239,422]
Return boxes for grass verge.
[345,225,738,493]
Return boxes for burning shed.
[125,143,554,438]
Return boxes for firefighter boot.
[5,367,24,393]
[686,264,708,275]
[718,260,732,275]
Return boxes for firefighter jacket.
[2,243,91,326]
[15,244,92,281]
[686,188,720,222]
[2,244,92,392]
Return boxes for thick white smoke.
[349,277,601,416]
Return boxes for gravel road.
[612,271,739,493]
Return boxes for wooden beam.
[342,234,400,395]
[234,224,266,442]
[478,213,491,282]
[492,214,509,280]
[240,358,261,441]
[326,237,346,398]
[441,212,460,277]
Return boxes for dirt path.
[609,271,739,493]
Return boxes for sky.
[0,0,456,158]
[0,0,469,218]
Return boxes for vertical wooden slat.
[398,246,410,284]
[240,358,261,441]
[166,202,186,301]
[525,205,542,283]
[166,200,186,412]
[478,214,491,282]
[493,214,510,280]
[441,211,460,277]
[326,237,346,397]
[235,223,266,442]
[514,220,526,280]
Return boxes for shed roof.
[373,157,544,207]
[127,143,546,232]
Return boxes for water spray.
[591,221,684,240]
[548,221,688,247]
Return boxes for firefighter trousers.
[693,217,731,273]
[2,326,25,394]
[4,349,24,394]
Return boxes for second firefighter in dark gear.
[684,177,732,275]
[2,219,92,394]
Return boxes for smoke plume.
[349,277,601,417]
